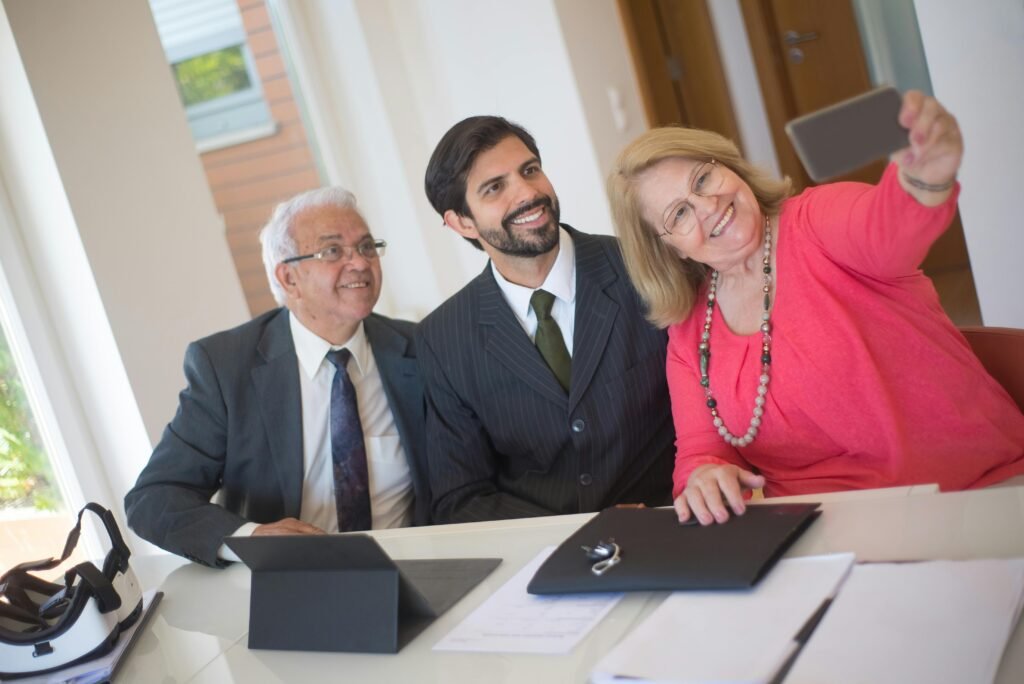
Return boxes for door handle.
[783,30,819,46]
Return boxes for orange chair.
[959,326,1024,412]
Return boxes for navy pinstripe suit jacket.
[416,226,675,523]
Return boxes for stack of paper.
[591,554,855,683]
[591,555,1024,684]
[786,558,1024,683]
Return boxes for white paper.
[591,553,856,684]
[432,546,622,654]
[787,558,1024,684]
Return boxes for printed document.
[433,546,622,654]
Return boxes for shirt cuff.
[217,521,261,562]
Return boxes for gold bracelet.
[901,172,956,193]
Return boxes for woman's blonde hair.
[608,127,792,328]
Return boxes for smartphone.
[785,86,908,182]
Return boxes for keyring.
[581,539,621,576]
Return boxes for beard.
[475,195,561,257]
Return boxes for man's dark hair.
[424,116,540,250]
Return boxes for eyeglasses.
[282,239,387,265]
[657,159,724,239]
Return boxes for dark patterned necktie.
[530,289,571,392]
[325,349,371,531]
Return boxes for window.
[150,0,275,151]
[173,44,253,107]
[0,325,60,512]
[0,290,82,577]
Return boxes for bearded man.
[418,116,675,523]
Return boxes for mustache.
[503,196,554,227]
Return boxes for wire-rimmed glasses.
[282,239,387,265]
[656,159,724,239]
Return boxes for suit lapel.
[477,267,569,407]
[252,311,304,518]
[568,230,619,414]
[364,315,419,416]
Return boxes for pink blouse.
[667,164,1024,498]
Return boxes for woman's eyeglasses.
[657,159,724,239]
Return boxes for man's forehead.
[293,205,369,239]
[468,136,535,179]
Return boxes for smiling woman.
[608,91,1024,526]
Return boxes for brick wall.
[200,0,323,316]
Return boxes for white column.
[915,0,1024,327]
[0,0,250,510]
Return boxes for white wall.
[706,0,780,177]
[552,0,650,174]
[914,0,1024,327]
[0,0,250,514]
[0,6,118,522]
[272,0,647,318]
[270,0,456,320]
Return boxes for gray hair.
[259,186,360,305]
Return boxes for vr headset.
[0,503,142,679]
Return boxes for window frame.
[162,23,276,151]
[0,194,105,559]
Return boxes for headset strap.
[0,597,49,628]
[3,501,131,581]
[65,503,132,572]
[0,573,63,613]
[63,562,121,613]
[0,502,131,642]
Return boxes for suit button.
[571,418,586,433]
[579,473,593,486]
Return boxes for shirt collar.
[289,311,370,380]
[490,226,576,318]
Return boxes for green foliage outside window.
[172,44,252,107]
[0,324,59,511]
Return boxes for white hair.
[259,186,359,306]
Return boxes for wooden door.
[619,0,981,323]
[740,0,885,190]
[618,0,741,145]
[741,0,978,323]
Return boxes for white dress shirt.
[490,226,576,355]
[219,313,412,561]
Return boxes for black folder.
[225,534,500,653]
[527,504,820,595]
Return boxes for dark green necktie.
[530,289,571,392]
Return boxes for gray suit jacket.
[124,309,428,567]
[416,226,675,523]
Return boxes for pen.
[767,597,834,684]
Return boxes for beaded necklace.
[699,215,773,448]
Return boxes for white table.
[120,486,1024,683]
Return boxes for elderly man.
[125,187,428,567]
[418,116,675,523]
